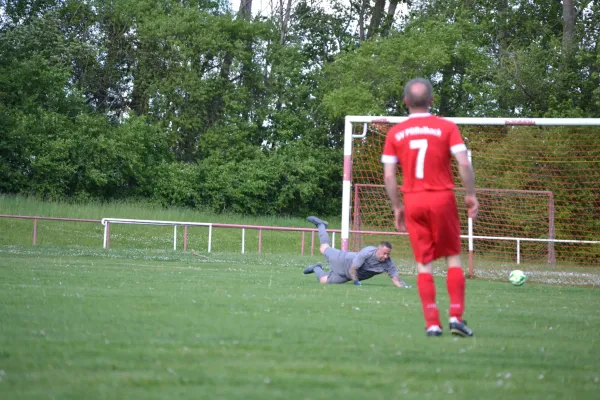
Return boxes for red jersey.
[381,114,467,193]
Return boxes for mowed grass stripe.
[0,247,599,400]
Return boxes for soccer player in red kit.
[381,78,479,337]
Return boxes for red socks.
[418,268,466,328]
[446,267,465,321]
[417,273,440,328]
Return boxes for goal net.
[341,117,600,271]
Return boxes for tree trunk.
[216,0,252,120]
[279,0,293,44]
[561,0,575,64]
[495,0,509,113]
[220,0,252,80]
[367,0,386,39]
[239,0,252,17]
[496,0,508,54]
[387,0,398,16]
[357,0,368,41]
[381,0,399,36]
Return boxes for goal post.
[341,116,600,269]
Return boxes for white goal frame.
[341,116,600,268]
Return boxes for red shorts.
[404,190,462,264]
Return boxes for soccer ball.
[509,270,527,286]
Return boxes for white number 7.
[409,139,428,179]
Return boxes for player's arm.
[387,263,410,288]
[453,150,478,220]
[383,163,406,232]
[348,264,360,283]
[349,249,369,285]
[454,151,475,195]
[391,275,410,288]
[384,163,401,209]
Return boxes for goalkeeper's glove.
[353,280,362,286]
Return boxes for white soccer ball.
[509,270,527,286]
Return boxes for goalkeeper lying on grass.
[303,216,410,288]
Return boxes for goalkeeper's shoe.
[426,325,443,337]
[303,263,323,275]
[449,318,474,337]
[306,216,328,228]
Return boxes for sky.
[229,1,407,21]
[230,0,282,16]
[229,0,339,16]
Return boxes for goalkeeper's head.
[375,241,393,262]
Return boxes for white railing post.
[103,221,109,249]
[242,228,245,254]
[173,226,177,251]
[517,239,521,264]
[468,218,474,274]
[208,224,212,253]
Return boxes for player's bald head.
[404,78,434,109]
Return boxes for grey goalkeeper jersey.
[338,246,398,281]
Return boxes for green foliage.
[151,161,202,209]
[0,12,170,202]
[0,13,87,196]
[64,115,170,200]
[1,0,600,220]
[195,143,342,216]
[322,0,600,118]
[321,18,495,117]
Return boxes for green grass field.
[1,195,599,399]
[1,245,599,400]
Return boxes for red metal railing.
[0,214,100,245]
[0,214,355,256]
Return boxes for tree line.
[1,0,599,217]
